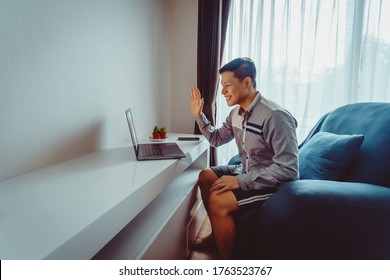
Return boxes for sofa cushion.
[299,131,364,180]
[253,180,390,259]
[317,102,390,186]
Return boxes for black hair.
[219,57,257,88]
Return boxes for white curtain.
[216,0,390,165]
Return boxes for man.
[189,57,299,259]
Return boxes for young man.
[189,57,299,259]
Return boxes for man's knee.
[198,168,217,187]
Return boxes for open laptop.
[125,108,186,160]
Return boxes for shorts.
[211,165,277,211]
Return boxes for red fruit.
[160,132,167,139]
[152,133,161,139]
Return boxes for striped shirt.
[196,92,299,191]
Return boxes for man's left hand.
[210,175,240,195]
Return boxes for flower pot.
[152,133,161,139]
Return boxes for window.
[217,0,390,164]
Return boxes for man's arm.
[190,86,234,147]
[237,110,299,191]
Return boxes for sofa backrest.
[302,102,390,187]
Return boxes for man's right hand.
[189,86,204,118]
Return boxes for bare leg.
[197,168,219,213]
[208,191,239,259]
[193,169,219,247]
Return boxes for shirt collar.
[238,91,262,116]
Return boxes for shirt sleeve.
[236,110,299,190]
[195,112,235,147]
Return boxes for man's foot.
[192,234,216,249]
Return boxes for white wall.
[168,0,198,134]
[0,0,179,181]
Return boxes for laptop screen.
[125,108,139,155]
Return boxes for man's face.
[220,71,247,107]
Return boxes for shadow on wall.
[19,122,103,179]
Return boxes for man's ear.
[244,77,252,88]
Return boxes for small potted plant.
[160,127,167,139]
[152,126,160,139]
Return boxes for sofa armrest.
[253,180,390,259]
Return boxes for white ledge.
[0,133,207,259]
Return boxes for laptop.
[125,108,186,161]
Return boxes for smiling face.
[220,71,253,108]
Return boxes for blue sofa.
[232,102,390,259]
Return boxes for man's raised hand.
[189,86,204,118]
